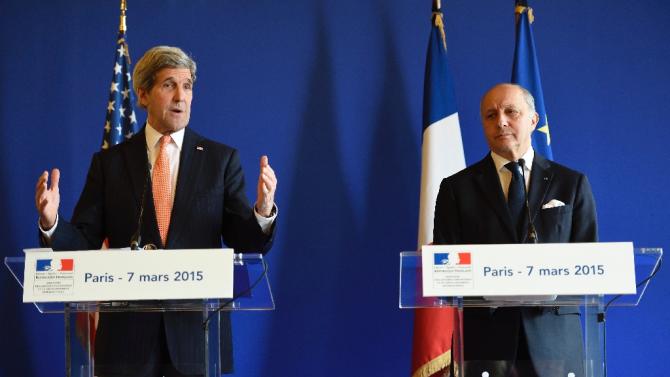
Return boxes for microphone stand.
[130,160,151,250]
[518,159,538,244]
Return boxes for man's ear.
[531,112,540,129]
[137,88,148,108]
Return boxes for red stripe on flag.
[60,259,74,271]
[411,308,455,377]
[75,312,97,356]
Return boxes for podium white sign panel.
[22,248,234,302]
[421,242,635,297]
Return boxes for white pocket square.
[542,199,565,209]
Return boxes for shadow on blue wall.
[258,6,419,375]
[0,153,35,376]
[354,8,419,373]
[259,8,361,375]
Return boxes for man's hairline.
[479,83,536,117]
[139,66,195,96]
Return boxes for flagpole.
[117,0,131,65]
[119,0,127,32]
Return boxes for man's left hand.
[255,155,277,217]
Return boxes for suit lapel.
[523,154,553,241]
[166,128,206,247]
[122,128,150,207]
[121,127,162,247]
[473,155,517,239]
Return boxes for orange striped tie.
[153,135,172,246]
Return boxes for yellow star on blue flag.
[511,0,553,160]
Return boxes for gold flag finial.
[119,0,127,32]
[431,0,447,51]
[117,0,132,65]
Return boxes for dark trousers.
[95,317,204,377]
[462,325,539,377]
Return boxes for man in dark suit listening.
[34,46,277,377]
[434,83,597,377]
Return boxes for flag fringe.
[515,5,534,24]
[412,350,451,377]
[432,12,447,51]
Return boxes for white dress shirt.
[490,147,534,201]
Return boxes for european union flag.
[511,0,553,160]
[101,29,139,150]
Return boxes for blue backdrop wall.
[1,1,668,376]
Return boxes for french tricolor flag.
[416,7,466,248]
[412,2,466,377]
[434,252,471,266]
[36,259,74,272]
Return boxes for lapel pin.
[196,146,204,151]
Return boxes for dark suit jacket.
[48,126,275,375]
[433,153,597,377]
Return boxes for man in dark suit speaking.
[434,83,597,377]
[34,46,277,376]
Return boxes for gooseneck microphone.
[130,160,152,250]
[517,159,538,243]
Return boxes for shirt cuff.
[254,205,277,235]
[38,213,59,239]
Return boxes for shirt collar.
[145,122,185,151]
[491,147,535,173]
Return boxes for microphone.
[517,159,538,243]
[130,160,151,250]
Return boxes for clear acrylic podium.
[5,253,274,377]
[400,247,662,377]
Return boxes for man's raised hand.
[255,156,276,217]
[35,168,60,229]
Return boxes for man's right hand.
[35,169,60,230]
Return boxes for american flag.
[101,30,139,149]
